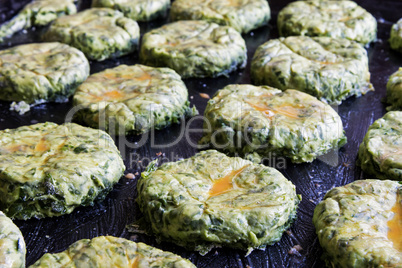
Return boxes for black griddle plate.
[0,0,401,267]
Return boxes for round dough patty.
[199,84,346,163]
[73,64,197,135]
[43,8,140,61]
[29,236,196,267]
[0,211,25,268]
[92,0,170,21]
[0,122,125,220]
[358,111,402,181]
[140,20,247,78]
[251,36,373,104]
[0,0,76,41]
[277,0,377,45]
[170,0,270,34]
[390,18,402,53]
[137,150,300,254]
[313,180,401,268]
[0,42,89,104]
[386,68,402,111]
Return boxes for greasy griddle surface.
[0,0,401,266]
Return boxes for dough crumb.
[125,173,135,179]
[199,93,210,99]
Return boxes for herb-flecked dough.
[73,64,198,135]
[170,0,270,34]
[390,18,402,53]
[0,42,89,104]
[277,0,377,45]
[0,122,125,220]
[358,111,402,181]
[0,0,76,41]
[313,180,401,268]
[43,8,140,61]
[0,211,26,268]
[386,68,402,111]
[29,236,196,267]
[251,36,373,105]
[92,0,170,21]
[200,84,346,163]
[140,20,247,78]
[136,150,300,255]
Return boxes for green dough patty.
[390,18,402,53]
[199,84,346,163]
[0,0,76,41]
[313,179,401,268]
[277,0,377,45]
[0,211,25,268]
[73,64,197,135]
[43,8,140,61]
[0,122,125,220]
[29,236,196,267]
[140,20,247,78]
[358,111,402,181]
[137,150,300,254]
[92,0,170,21]
[386,68,402,111]
[251,36,373,104]
[0,42,89,104]
[170,0,270,34]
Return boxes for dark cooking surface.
[0,0,401,267]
